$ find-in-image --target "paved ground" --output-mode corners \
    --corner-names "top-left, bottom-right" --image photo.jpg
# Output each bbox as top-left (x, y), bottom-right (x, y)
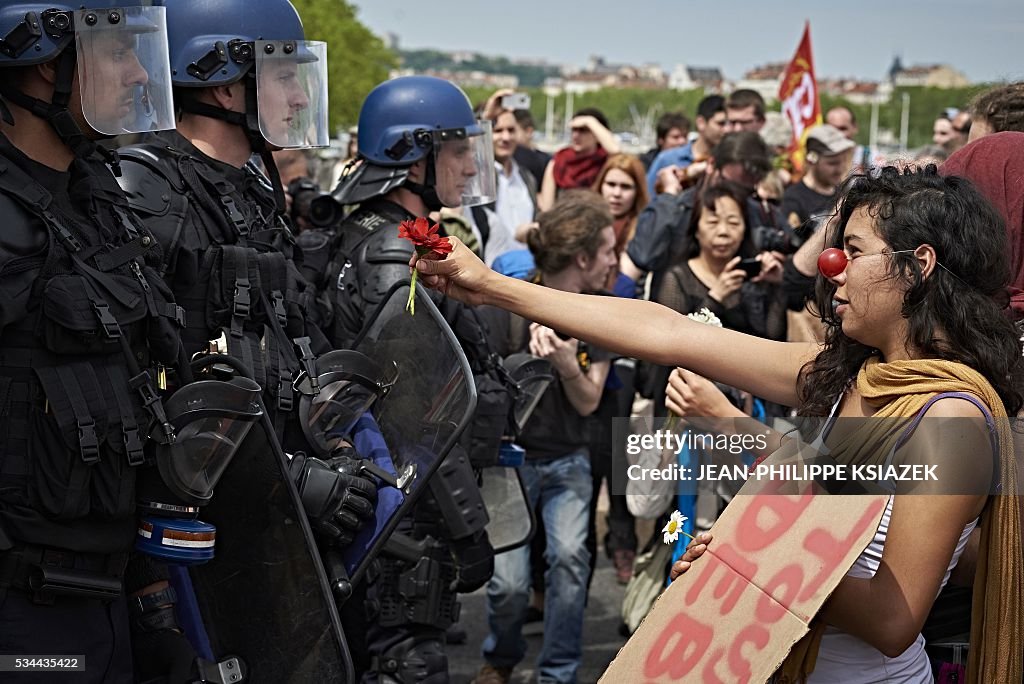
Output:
top-left (446, 504), bottom-right (656, 683)
top-left (447, 553), bottom-right (627, 683)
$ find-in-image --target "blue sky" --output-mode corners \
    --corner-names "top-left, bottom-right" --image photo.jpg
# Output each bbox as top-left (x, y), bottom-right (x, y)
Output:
top-left (349, 0), bottom-right (1024, 84)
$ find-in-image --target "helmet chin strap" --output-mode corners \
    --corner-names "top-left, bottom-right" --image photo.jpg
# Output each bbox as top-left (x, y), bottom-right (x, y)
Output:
top-left (0, 48), bottom-right (121, 173)
top-left (177, 71), bottom-right (288, 215)
top-left (403, 180), bottom-right (443, 213)
top-left (402, 149), bottom-right (443, 212)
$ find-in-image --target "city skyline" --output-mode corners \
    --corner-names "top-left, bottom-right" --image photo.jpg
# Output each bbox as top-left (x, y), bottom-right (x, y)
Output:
top-left (350, 0), bottom-right (1024, 85)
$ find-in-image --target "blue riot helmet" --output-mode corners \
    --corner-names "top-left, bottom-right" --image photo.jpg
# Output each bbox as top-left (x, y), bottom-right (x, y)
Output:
top-left (0, 2), bottom-right (176, 144)
top-left (325, 75), bottom-right (496, 212)
top-left (164, 0), bottom-right (329, 150)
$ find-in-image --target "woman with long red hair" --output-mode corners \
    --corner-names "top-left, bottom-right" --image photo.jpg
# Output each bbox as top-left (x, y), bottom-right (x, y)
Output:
top-left (593, 153), bottom-right (650, 259)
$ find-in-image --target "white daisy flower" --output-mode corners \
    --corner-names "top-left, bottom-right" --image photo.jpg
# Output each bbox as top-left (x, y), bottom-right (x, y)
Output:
top-left (686, 308), bottom-right (723, 328)
top-left (662, 510), bottom-right (688, 544)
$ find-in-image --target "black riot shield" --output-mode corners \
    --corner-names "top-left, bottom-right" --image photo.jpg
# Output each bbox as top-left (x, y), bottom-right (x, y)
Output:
top-left (187, 379), bottom-right (354, 683)
top-left (341, 281), bottom-right (477, 585)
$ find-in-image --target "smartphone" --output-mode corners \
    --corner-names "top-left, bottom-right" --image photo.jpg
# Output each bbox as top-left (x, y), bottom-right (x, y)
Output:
top-left (501, 93), bottom-right (531, 110)
top-left (737, 257), bottom-right (762, 278)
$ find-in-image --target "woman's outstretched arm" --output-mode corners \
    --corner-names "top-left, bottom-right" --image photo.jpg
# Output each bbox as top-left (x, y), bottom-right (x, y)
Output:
top-left (415, 237), bottom-right (818, 406)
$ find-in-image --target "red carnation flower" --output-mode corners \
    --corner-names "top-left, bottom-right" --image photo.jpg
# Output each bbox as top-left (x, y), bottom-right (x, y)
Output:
top-left (398, 216), bottom-right (453, 255)
top-left (398, 217), bottom-right (452, 314)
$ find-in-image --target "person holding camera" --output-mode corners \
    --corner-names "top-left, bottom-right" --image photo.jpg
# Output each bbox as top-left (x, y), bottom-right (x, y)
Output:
top-left (622, 131), bottom-right (788, 297)
top-left (649, 182), bottom-right (786, 416)
top-left (461, 89), bottom-right (538, 265)
top-left (779, 125), bottom-right (857, 342)
top-left (638, 181), bottom-right (785, 549)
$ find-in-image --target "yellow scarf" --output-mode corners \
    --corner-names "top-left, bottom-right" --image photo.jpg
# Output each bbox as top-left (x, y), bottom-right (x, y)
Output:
top-left (777, 357), bottom-right (1022, 684)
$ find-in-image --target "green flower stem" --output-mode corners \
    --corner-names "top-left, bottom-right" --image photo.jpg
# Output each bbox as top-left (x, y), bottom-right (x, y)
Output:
top-left (406, 268), bottom-right (418, 315)
top-left (665, 528), bottom-right (697, 545)
top-left (406, 246), bottom-right (432, 315)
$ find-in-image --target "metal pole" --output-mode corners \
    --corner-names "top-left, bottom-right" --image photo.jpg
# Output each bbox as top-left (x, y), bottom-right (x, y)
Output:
top-left (869, 98), bottom-right (879, 166)
top-left (899, 92), bottom-right (910, 153)
top-left (564, 90), bottom-right (574, 140)
top-left (545, 92), bottom-right (555, 143)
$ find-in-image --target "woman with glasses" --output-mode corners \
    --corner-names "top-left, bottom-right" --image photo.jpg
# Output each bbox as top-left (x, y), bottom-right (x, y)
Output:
top-left (413, 166), bottom-right (1023, 683)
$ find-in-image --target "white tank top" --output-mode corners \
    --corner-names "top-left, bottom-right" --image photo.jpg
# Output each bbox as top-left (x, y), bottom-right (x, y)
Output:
top-left (806, 395), bottom-right (983, 684)
top-left (809, 497), bottom-right (977, 683)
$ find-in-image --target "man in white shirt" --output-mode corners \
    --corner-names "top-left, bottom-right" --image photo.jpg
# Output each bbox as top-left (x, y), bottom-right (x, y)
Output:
top-left (467, 91), bottom-right (539, 265)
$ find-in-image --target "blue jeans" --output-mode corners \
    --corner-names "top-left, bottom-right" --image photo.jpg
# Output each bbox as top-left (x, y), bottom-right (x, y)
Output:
top-left (482, 451), bottom-right (593, 684)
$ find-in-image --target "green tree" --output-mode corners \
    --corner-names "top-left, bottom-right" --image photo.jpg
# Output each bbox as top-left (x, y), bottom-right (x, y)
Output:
top-left (290, 0), bottom-right (396, 135)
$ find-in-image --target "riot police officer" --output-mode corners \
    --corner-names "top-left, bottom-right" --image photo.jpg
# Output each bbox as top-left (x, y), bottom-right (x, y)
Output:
top-left (115, 0), bottom-right (379, 677)
top-left (315, 75), bottom-right (506, 683)
top-left (318, 75), bottom-right (496, 350)
top-left (0, 2), bottom-right (189, 681)
top-left (117, 0), bottom-right (376, 531)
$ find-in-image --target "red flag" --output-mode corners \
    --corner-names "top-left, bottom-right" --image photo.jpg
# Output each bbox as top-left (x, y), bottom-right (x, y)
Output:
top-left (778, 22), bottom-right (822, 171)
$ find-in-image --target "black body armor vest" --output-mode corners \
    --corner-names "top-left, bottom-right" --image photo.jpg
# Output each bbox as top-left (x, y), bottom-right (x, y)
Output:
top-left (0, 145), bottom-right (182, 552)
top-left (117, 133), bottom-right (326, 444)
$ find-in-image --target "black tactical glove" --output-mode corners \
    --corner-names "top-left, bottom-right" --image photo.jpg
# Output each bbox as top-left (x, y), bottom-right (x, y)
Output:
top-left (291, 448), bottom-right (378, 547)
top-left (448, 529), bottom-right (495, 593)
top-left (129, 587), bottom-right (197, 684)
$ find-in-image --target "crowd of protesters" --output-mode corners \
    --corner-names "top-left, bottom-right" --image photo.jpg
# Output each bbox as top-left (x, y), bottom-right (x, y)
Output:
top-left (276, 78), bottom-right (1024, 684)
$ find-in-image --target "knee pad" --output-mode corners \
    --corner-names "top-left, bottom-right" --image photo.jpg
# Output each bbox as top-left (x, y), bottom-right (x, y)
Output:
top-left (374, 635), bottom-right (448, 684)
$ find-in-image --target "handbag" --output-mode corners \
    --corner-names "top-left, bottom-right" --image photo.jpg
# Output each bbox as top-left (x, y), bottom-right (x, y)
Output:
top-left (624, 397), bottom-right (678, 519)
top-left (620, 537), bottom-right (673, 635)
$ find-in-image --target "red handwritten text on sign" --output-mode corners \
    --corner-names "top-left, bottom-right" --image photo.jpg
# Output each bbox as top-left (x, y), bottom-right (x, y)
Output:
top-left (604, 486), bottom-right (887, 684)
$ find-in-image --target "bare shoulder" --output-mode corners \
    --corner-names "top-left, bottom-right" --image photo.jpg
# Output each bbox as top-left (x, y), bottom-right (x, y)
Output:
top-left (898, 394), bottom-right (994, 499)
top-left (921, 395), bottom-right (989, 419)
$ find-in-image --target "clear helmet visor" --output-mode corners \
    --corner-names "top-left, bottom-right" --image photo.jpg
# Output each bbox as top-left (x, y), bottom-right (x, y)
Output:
top-left (155, 377), bottom-right (263, 504)
top-left (301, 379), bottom-right (379, 457)
top-left (74, 6), bottom-right (175, 135)
top-left (295, 351), bottom-right (398, 457)
top-left (255, 40), bottom-right (329, 149)
top-left (433, 119), bottom-right (496, 208)
top-left (162, 416), bottom-right (255, 501)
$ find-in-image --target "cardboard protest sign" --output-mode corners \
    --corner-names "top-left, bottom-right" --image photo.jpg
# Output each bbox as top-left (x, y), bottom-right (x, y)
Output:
top-left (601, 471), bottom-right (887, 683)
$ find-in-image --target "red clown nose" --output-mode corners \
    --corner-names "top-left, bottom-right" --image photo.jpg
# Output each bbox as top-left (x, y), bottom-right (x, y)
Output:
top-left (817, 248), bottom-right (848, 278)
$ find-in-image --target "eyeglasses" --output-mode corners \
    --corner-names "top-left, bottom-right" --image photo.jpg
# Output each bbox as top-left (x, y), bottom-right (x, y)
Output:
top-left (570, 126), bottom-right (590, 134)
top-left (818, 247), bottom-right (968, 286)
top-left (818, 248), bottom-right (914, 278)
